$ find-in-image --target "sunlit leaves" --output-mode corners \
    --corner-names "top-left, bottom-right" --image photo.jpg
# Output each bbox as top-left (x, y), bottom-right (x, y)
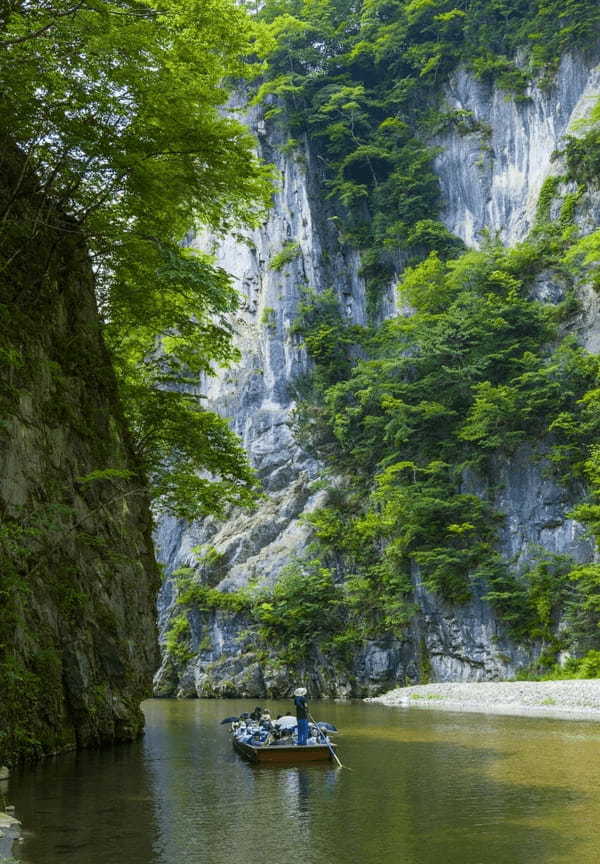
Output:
top-left (1, 0), bottom-right (273, 520)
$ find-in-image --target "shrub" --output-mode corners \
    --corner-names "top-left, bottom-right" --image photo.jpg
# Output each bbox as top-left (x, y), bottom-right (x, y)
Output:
top-left (270, 241), bottom-right (301, 271)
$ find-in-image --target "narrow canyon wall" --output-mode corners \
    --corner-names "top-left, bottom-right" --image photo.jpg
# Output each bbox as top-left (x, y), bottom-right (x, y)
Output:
top-left (0, 147), bottom-right (160, 764)
top-left (155, 53), bottom-right (600, 697)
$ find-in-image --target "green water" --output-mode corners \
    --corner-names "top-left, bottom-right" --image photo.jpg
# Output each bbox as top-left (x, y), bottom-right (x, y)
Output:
top-left (6, 699), bottom-right (600, 863)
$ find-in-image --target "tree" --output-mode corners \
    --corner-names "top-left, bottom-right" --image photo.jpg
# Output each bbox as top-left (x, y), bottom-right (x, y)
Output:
top-left (0, 0), bottom-right (272, 518)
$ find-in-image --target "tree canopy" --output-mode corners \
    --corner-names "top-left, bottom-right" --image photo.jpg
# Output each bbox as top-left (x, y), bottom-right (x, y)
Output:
top-left (0, 0), bottom-right (272, 519)
top-left (255, 0), bottom-right (600, 313)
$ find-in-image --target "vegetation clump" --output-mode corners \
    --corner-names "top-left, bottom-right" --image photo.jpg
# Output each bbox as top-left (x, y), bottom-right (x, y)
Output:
top-left (270, 241), bottom-right (302, 271)
top-left (278, 203), bottom-right (600, 672)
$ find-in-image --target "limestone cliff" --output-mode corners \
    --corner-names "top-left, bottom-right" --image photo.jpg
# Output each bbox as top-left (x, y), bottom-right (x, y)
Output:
top-left (0, 146), bottom-right (160, 764)
top-left (155, 53), bottom-right (600, 697)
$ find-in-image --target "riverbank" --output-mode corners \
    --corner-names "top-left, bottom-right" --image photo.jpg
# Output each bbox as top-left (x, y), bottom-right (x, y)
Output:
top-left (367, 679), bottom-right (600, 721)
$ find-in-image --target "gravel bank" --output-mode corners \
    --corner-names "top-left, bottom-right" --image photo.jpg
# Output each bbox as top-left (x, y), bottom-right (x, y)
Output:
top-left (367, 680), bottom-right (600, 721)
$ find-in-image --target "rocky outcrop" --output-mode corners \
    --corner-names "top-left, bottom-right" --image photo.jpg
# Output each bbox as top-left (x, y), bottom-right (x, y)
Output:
top-left (154, 53), bottom-right (600, 698)
top-left (0, 146), bottom-right (160, 765)
top-left (434, 52), bottom-right (600, 248)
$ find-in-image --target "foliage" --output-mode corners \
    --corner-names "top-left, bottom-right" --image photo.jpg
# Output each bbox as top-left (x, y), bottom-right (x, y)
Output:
top-left (174, 571), bottom-right (251, 613)
top-left (164, 615), bottom-right (193, 664)
top-left (568, 650), bottom-right (600, 677)
top-left (0, 0), bottom-right (272, 520)
top-left (564, 230), bottom-right (600, 290)
top-left (260, 306), bottom-right (277, 330)
top-left (291, 288), bottom-right (367, 387)
top-left (167, 545), bottom-right (413, 666)
top-left (562, 563), bottom-right (600, 653)
top-left (76, 469), bottom-right (135, 486)
top-left (251, 560), bottom-right (343, 664)
top-left (485, 553), bottom-right (576, 644)
top-left (564, 127), bottom-right (600, 188)
top-left (524, 650), bottom-right (600, 680)
top-left (256, 0), bottom-right (598, 314)
top-left (164, 568), bottom-right (252, 664)
top-left (270, 241), bottom-right (301, 270)
top-left (311, 238), bottom-right (577, 476)
top-left (370, 462), bottom-right (505, 603)
top-left (288, 224), bottom-right (600, 661)
top-left (117, 385), bottom-right (259, 520)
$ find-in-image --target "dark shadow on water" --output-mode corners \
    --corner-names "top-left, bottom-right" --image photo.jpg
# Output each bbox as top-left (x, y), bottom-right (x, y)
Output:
top-left (8, 740), bottom-right (157, 864)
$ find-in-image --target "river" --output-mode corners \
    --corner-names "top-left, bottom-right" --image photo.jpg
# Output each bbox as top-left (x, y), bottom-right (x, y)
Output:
top-left (6, 699), bottom-right (600, 863)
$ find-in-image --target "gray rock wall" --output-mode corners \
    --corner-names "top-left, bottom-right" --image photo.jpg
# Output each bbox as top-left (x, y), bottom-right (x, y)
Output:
top-left (155, 54), bottom-right (600, 697)
top-left (154, 101), bottom-right (366, 695)
top-left (435, 52), bottom-right (600, 247)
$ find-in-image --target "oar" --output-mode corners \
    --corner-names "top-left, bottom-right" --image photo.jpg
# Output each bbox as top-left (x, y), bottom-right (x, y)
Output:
top-left (308, 711), bottom-right (344, 769)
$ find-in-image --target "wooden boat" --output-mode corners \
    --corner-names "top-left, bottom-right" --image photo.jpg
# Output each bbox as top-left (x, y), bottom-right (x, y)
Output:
top-left (232, 736), bottom-right (337, 764)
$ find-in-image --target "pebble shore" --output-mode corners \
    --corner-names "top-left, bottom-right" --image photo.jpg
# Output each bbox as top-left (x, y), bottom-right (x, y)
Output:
top-left (368, 679), bottom-right (600, 721)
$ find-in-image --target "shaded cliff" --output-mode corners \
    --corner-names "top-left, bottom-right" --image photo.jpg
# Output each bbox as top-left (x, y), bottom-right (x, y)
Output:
top-left (0, 147), bottom-right (161, 765)
top-left (155, 52), bottom-right (600, 698)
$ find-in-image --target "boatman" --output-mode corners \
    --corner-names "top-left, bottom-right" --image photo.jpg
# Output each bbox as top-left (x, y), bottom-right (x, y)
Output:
top-left (293, 686), bottom-right (309, 745)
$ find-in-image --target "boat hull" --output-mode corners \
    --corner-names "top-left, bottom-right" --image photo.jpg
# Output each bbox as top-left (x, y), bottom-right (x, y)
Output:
top-left (233, 737), bottom-right (336, 763)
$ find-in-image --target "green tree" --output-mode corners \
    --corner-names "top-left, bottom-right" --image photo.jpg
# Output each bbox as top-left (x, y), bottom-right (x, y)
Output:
top-left (0, 0), bottom-right (272, 519)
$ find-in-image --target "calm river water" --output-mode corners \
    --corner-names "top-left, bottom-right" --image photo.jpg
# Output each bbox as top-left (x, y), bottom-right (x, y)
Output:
top-left (6, 698), bottom-right (600, 863)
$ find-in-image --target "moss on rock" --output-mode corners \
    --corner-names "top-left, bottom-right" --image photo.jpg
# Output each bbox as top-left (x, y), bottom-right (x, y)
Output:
top-left (0, 144), bottom-right (161, 766)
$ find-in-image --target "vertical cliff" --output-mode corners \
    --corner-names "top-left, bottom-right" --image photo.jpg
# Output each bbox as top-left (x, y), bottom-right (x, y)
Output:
top-left (0, 147), bottom-right (161, 765)
top-left (154, 98), bottom-right (371, 696)
top-left (155, 53), bottom-right (600, 697)
top-left (435, 54), bottom-right (600, 247)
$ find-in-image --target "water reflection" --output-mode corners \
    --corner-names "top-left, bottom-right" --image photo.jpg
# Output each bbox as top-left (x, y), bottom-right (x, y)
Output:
top-left (7, 699), bottom-right (600, 864)
top-left (8, 741), bottom-right (157, 863)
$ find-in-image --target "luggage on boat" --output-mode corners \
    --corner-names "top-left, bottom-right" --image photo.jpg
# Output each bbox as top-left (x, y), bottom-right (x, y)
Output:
top-left (225, 708), bottom-right (338, 764)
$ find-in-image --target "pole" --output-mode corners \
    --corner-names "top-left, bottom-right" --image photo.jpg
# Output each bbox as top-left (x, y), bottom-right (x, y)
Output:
top-left (308, 711), bottom-right (344, 769)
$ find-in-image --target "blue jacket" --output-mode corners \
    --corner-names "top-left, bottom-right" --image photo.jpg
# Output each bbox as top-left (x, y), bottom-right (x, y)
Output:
top-left (294, 695), bottom-right (308, 719)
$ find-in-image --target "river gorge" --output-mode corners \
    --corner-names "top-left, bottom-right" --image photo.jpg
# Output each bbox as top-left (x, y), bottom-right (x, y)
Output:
top-left (2, 3), bottom-right (600, 861)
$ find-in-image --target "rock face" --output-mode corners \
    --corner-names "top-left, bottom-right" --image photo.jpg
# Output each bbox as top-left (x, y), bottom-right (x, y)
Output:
top-left (435, 53), bottom-right (600, 248)
top-left (0, 146), bottom-right (161, 765)
top-left (154, 54), bottom-right (600, 697)
top-left (154, 99), bottom-right (370, 696)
